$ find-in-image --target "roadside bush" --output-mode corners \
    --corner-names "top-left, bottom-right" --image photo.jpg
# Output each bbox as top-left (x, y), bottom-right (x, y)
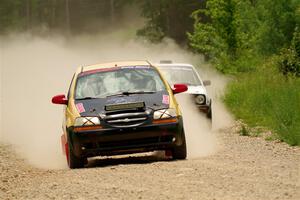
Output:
top-left (278, 27), bottom-right (300, 77)
top-left (278, 48), bottom-right (300, 77)
top-left (212, 51), bottom-right (260, 74)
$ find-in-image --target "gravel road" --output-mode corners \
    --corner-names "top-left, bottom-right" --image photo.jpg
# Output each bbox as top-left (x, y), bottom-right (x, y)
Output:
top-left (1, 128), bottom-right (299, 200)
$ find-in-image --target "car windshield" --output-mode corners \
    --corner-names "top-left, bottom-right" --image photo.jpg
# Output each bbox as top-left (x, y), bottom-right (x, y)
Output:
top-left (75, 66), bottom-right (166, 99)
top-left (158, 66), bottom-right (201, 86)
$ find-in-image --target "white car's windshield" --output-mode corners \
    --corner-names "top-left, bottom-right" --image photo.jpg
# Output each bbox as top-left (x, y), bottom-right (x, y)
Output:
top-left (158, 66), bottom-right (201, 86)
top-left (75, 66), bottom-right (166, 99)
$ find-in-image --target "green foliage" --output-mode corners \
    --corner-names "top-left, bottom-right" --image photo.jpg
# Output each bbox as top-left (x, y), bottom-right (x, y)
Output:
top-left (278, 27), bottom-right (300, 77)
top-left (294, 28), bottom-right (300, 58)
top-left (225, 65), bottom-right (300, 146)
top-left (278, 49), bottom-right (300, 77)
top-left (188, 0), bottom-right (237, 59)
top-left (0, 0), bottom-right (25, 32)
top-left (0, 0), bottom-right (136, 34)
top-left (135, 0), bottom-right (202, 44)
top-left (240, 125), bottom-right (249, 136)
top-left (188, 0), bottom-right (259, 73)
top-left (188, 0), bottom-right (299, 73)
top-left (254, 0), bottom-right (297, 54)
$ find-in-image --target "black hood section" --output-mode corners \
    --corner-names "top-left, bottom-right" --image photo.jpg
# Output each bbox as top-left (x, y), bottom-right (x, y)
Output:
top-left (75, 91), bottom-right (170, 117)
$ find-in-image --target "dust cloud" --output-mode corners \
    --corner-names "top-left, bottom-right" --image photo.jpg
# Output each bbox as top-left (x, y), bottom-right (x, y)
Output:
top-left (0, 32), bottom-right (233, 169)
top-left (176, 66), bottom-right (234, 158)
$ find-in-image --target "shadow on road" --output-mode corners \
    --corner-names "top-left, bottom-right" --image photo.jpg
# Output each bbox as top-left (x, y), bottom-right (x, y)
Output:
top-left (86, 152), bottom-right (171, 168)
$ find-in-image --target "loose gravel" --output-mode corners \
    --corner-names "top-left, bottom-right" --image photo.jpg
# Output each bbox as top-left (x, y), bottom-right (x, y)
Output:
top-left (1, 129), bottom-right (299, 200)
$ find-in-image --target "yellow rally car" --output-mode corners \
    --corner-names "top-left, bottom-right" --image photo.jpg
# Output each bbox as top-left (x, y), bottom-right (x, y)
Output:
top-left (52, 61), bottom-right (188, 168)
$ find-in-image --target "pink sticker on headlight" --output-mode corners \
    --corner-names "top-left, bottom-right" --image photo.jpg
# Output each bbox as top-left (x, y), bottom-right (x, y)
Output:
top-left (162, 95), bottom-right (170, 105)
top-left (76, 103), bottom-right (85, 113)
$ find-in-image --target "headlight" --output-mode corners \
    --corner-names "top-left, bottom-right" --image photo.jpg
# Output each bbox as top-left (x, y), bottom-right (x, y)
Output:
top-left (74, 117), bottom-right (100, 127)
top-left (195, 95), bottom-right (205, 104)
top-left (153, 108), bottom-right (177, 120)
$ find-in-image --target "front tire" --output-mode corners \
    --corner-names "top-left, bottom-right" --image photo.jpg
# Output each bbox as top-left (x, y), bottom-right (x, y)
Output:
top-left (172, 130), bottom-right (187, 160)
top-left (67, 142), bottom-right (85, 169)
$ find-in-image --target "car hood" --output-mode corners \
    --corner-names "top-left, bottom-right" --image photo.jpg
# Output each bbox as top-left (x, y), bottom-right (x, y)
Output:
top-left (74, 91), bottom-right (170, 116)
top-left (186, 85), bottom-right (207, 95)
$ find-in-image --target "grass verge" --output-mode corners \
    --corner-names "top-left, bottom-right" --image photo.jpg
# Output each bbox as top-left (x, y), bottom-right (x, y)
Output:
top-left (224, 66), bottom-right (300, 146)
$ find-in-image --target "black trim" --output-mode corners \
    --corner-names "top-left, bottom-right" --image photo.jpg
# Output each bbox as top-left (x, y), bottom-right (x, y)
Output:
top-left (68, 117), bottom-right (184, 158)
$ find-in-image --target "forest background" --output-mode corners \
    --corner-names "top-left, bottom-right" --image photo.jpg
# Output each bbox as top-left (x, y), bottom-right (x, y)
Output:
top-left (0, 0), bottom-right (299, 145)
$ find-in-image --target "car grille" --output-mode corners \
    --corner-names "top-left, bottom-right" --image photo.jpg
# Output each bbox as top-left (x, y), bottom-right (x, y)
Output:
top-left (104, 111), bottom-right (148, 127)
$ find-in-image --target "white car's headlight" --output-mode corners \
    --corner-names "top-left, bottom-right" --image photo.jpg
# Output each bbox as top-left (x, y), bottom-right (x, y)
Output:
top-left (153, 108), bottom-right (177, 120)
top-left (74, 117), bottom-right (100, 127)
top-left (195, 95), bottom-right (205, 105)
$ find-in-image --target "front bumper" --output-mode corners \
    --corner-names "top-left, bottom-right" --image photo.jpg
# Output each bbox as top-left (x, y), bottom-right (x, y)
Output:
top-left (67, 118), bottom-right (183, 158)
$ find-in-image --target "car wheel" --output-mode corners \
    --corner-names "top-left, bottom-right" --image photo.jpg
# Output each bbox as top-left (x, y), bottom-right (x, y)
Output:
top-left (172, 129), bottom-right (187, 160)
top-left (67, 142), bottom-right (85, 169)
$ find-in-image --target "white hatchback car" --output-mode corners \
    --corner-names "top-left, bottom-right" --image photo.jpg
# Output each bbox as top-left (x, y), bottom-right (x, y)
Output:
top-left (155, 61), bottom-right (212, 119)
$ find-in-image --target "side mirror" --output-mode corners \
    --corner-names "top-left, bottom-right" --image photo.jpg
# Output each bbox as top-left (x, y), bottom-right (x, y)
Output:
top-left (172, 84), bottom-right (188, 94)
top-left (52, 94), bottom-right (68, 105)
top-left (203, 80), bottom-right (211, 86)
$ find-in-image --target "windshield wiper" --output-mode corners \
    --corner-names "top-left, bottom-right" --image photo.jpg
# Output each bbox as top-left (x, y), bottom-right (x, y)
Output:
top-left (75, 97), bottom-right (98, 100)
top-left (125, 91), bottom-right (156, 95)
top-left (106, 91), bottom-right (156, 98)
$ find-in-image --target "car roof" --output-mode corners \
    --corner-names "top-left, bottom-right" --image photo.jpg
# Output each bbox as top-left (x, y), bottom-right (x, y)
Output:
top-left (155, 63), bottom-right (194, 68)
top-left (81, 60), bottom-right (152, 72)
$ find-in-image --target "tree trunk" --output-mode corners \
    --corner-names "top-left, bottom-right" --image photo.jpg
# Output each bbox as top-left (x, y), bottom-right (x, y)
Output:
top-left (26, 0), bottom-right (31, 31)
top-left (65, 0), bottom-right (70, 34)
top-left (51, 0), bottom-right (57, 30)
top-left (110, 0), bottom-right (115, 23)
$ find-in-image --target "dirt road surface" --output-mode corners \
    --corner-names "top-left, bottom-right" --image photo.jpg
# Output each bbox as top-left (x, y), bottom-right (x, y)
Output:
top-left (1, 128), bottom-right (299, 200)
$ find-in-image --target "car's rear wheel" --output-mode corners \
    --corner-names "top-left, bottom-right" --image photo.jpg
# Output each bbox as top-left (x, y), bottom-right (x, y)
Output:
top-left (172, 130), bottom-right (187, 160)
top-left (66, 142), bottom-right (85, 169)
